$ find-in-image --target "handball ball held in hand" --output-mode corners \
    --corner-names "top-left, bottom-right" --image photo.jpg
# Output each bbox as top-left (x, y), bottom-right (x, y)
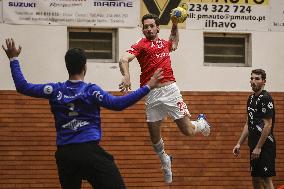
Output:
top-left (170, 3), bottom-right (189, 23)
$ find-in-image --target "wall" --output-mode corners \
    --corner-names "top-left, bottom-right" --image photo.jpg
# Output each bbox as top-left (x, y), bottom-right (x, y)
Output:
top-left (0, 91), bottom-right (283, 188)
top-left (0, 23), bottom-right (284, 92)
top-left (0, 19), bottom-right (283, 188)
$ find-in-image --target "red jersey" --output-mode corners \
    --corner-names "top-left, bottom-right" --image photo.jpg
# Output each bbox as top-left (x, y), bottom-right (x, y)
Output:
top-left (127, 38), bottom-right (176, 86)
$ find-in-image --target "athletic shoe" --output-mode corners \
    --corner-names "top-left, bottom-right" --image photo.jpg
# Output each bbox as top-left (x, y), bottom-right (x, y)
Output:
top-left (161, 155), bottom-right (173, 184)
top-left (197, 114), bottom-right (211, 136)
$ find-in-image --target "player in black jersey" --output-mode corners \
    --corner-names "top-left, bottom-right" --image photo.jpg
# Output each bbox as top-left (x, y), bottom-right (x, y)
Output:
top-left (233, 69), bottom-right (275, 189)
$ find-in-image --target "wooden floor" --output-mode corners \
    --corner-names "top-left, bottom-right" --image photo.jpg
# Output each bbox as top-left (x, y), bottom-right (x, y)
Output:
top-left (0, 91), bottom-right (283, 189)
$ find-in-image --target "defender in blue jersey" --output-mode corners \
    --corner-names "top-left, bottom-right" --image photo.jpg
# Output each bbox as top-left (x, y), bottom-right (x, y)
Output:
top-left (2, 38), bottom-right (163, 189)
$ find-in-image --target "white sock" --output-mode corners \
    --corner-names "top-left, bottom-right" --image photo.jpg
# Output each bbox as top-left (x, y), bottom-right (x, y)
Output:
top-left (191, 120), bottom-right (204, 133)
top-left (153, 138), bottom-right (168, 164)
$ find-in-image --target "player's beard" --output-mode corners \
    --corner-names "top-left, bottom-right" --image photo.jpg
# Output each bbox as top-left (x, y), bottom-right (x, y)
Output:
top-left (251, 83), bottom-right (262, 93)
top-left (145, 31), bottom-right (157, 40)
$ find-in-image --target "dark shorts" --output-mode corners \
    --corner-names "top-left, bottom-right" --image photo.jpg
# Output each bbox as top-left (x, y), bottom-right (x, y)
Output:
top-left (250, 145), bottom-right (276, 177)
top-left (55, 141), bottom-right (125, 189)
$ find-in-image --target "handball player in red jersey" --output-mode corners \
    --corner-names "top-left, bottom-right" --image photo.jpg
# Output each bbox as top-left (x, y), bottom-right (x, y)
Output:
top-left (119, 13), bottom-right (211, 183)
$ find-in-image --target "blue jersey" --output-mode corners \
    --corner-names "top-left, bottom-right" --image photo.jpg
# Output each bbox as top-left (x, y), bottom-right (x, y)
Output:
top-left (10, 58), bottom-right (150, 146)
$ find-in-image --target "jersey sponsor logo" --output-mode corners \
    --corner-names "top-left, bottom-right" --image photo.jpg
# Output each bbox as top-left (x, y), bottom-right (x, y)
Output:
top-left (62, 119), bottom-right (90, 131)
top-left (151, 40), bottom-right (165, 48)
top-left (43, 85), bottom-right (53, 95)
top-left (156, 52), bottom-right (169, 58)
top-left (64, 93), bottom-right (83, 99)
top-left (264, 167), bottom-right (268, 172)
top-left (57, 91), bottom-right (63, 101)
top-left (92, 91), bottom-right (103, 101)
top-left (267, 102), bottom-right (273, 109)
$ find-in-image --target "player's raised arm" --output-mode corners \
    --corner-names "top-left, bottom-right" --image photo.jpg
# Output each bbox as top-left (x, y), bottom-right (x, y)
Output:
top-left (2, 38), bottom-right (55, 98)
top-left (169, 4), bottom-right (189, 51)
top-left (119, 52), bottom-right (136, 92)
top-left (169, 18), bottom-right (179, 51)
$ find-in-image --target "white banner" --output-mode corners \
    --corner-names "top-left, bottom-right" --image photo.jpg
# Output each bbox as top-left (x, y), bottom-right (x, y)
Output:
top-left (3, 0), bottom-right (139, 27)
top-left (185, 0), bottom-right (269, 31)
top-left (269, 0), bottom-right (284, 31)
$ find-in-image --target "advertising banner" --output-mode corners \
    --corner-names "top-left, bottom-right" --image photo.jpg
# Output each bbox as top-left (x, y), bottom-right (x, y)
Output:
top-left (185, 0), bottom-right (269, 31)
top-left (269, 0), bottom-right (284, 31)
top-left (3, 0), bottom-right (139, 27)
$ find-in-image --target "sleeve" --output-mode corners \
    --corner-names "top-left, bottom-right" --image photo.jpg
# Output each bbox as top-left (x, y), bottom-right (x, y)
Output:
top-left (10, 58), bottom-right (56, 99)
top-left (89, 84), bottom-right (150, 111)
top-left (260, 95), bottom-right (274, 119)
top-left (126, 38), bottom-right (144, 57)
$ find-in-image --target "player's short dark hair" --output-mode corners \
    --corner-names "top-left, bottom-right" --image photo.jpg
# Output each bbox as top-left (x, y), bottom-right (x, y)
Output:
top-left (65, 48), bottom-right (86, 75)
top-left (251, 69), bottom-right (266, 80)
top-left (142, 13), bottom-right (160, 26)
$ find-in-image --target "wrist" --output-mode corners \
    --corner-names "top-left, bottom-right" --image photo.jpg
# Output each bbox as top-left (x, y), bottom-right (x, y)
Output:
top-left (10, 57), bottom-right (19, 62)
top-left (145, 84), bottom-right (151, 90)
top-left (172, 22), bottom-right (178, 28)
top-left (255, 145), bottom-right (261, 149)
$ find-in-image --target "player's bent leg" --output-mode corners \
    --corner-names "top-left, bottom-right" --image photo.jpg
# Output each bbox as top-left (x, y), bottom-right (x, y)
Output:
top-left (55, 146), bottom-right (83, 189)
top-left (148, 121), bottom-right (173, 184)
top-left (174, 115), bottom-right (195, 136)
top-left (147, 121), bottom-right (163, 144)
top-left (86, 145), bottom-right (126, 188)
top-left (57, 172), bottom-right (82, 189)
top-left (174, 114), bottom-right (211, 136)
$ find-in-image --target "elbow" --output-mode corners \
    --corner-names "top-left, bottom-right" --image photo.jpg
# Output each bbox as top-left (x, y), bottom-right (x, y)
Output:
top-left (119, 57), bottom-right (129, 75)
top-left (16, 87), bottom-right (28, 96)
top-left (14, 82), bottom-right (28, 95)
top-left (15, 87), bottom-right (23, 94)
top-left (119, 57), bottom-right (128, 66)
top-left (14, 83), bottom-right (25, 94)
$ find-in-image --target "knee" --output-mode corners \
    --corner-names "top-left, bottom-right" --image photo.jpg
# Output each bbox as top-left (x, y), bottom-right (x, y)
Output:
top-left (252, 177), bottom-right (264, 188)
top-left (151, 136), bottom-right (161, 144)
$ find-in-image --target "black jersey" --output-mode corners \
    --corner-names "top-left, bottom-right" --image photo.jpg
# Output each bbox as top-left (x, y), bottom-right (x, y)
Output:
top-left (247, 90), bottom-right (275, 149)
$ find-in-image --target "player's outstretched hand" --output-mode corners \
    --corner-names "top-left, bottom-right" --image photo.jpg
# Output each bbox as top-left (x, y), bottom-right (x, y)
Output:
top-left (2, 38), bottom-right (22, 59)
top-left (147, 68), bottom-right (164, 89)
top-left (119, 75), bottom-right (132, 93)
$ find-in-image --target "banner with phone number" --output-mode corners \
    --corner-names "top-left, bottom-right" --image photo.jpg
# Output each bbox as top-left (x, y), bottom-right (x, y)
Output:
top-left (185, 0), bottom-right (269, 31)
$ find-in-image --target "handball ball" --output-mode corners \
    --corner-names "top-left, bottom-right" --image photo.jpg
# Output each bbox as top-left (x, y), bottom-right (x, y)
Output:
top-left (171, 4), bottom-right (189, 23)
